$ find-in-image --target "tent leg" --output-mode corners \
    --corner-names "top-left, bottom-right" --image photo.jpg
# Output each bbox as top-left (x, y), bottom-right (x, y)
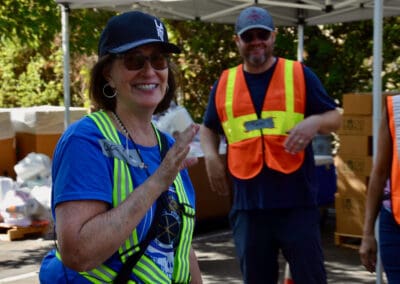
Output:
top-left (61, 3), bottom-right (71, 129)
top-left (297, 24), bottom-right (304, 62)
top-left (373, 1), bottom-right (384, 282)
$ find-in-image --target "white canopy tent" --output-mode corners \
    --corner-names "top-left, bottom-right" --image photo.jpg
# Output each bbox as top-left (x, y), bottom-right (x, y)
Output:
top-left (55, 0), bottom-right (400, 25)
top-left (55, 1), bottom-right (399, 283)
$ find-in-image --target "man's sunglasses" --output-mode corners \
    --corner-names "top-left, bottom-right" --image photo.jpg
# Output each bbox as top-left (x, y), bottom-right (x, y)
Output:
top-left (240, 30), bottom-right (272, 43)
top-left (116, 52), bottom-right (169, 71)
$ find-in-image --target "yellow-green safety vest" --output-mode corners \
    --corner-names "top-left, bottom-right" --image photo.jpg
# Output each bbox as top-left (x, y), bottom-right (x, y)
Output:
top-left (56, 111), bottom-right (195, 283)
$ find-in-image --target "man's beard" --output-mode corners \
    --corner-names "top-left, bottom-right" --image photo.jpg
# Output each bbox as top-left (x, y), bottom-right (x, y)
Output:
top-left (247, 53), bottom-right (268, 66)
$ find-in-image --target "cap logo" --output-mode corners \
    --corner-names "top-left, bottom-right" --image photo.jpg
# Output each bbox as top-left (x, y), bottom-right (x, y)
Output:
top-left (154, 19), bottom-right (164, 41)
top-left (247, 10), bottom-right (264, 22)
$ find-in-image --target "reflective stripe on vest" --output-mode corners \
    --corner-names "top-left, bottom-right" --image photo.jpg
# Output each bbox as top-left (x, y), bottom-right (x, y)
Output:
top-left (56, 111), bottom-right (193, 283)
top-left (215, 58), bottom-right (305, 178)
top-left (172, 174), bottom-right (195, 283)
top-left (387, 95), bottom-right (400, 224)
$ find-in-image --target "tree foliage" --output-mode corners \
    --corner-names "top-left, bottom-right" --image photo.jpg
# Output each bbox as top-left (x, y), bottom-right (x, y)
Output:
top-left (0, 1), bottom-right (114, 107)
top-left (0, 0), bottom-right (399, 121)
top-left (168, 20), bottom-right (239, 121)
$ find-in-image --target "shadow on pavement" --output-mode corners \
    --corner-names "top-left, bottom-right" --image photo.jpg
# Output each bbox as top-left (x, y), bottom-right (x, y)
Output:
top-left (0, 210), bottom-right (386, 284)
top-left (192, 210), bottom-right (386, 284)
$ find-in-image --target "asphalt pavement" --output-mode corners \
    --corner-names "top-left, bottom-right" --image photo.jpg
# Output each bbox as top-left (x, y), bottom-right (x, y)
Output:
top-left (0, 210), bottom-right (388, 284)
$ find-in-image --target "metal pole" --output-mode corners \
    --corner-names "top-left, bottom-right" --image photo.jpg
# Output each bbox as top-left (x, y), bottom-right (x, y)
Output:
top-left (373, 0), bottom-right (383, 281)
top-left (297, 24), bottom-right (304, 62)
top-left (61, 3), bottom-right (71, 129)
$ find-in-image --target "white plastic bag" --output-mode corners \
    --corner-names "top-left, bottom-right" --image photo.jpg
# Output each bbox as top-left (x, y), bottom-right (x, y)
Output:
top-left (14, 153), bottom-right (51, 184)
top-left (155, 105), bottom-right (194, 135)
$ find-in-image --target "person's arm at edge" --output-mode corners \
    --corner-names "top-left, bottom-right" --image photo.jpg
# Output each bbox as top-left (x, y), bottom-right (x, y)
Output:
top-left (360, 107), bottom-right (392, 272)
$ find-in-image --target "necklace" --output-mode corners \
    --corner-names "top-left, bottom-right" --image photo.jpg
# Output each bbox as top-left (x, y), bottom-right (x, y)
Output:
top-left (111, 111), bottom-right (149, 170)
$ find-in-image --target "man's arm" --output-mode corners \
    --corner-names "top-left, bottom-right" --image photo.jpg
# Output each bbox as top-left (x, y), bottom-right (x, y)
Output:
top-left (284, 108), bottom-right (342, 154)
top-left (200, 125), bottom-right (230, 196)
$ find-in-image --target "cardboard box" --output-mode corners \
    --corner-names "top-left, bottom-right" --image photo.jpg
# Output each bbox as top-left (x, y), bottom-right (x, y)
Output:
top-left (0, 138), bottom-right (17, 178)
top-left (0, 111), bottom-right (16, 178)
top-left (10, 106), bottom-right (87, 134)
top-left (335, 193), bottom-right (365, 236)
top-left (342, 92), bottom-right (398, 116)
top-left (339, 135), bottom-right (372, 156)
top-left (342, 93), bottom-right (372, 115)
top-left (0, 111), bottom-right (14, 140)
top-left (338, 154), bottom-right (373, 177)
top-left (337, 115), bottom-right (372, 136)
top-left (9, 106), bottom-right (88, 161)
top-left (334, 156), bottom-right (367, 197)
top-left (188, 156), bottom-right (232, 221)
top-left (15, 133), bottom-right (61, 161)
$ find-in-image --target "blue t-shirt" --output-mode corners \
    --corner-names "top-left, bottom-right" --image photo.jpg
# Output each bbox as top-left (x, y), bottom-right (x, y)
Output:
top-left (39, 116), bottom-right (196, 283)
top-left (203, 57), bottom-right (338, 210)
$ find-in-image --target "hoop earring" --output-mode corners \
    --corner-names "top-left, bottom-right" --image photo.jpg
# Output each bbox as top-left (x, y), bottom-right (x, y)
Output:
top-left (103, 83), bottom-right (117, 99)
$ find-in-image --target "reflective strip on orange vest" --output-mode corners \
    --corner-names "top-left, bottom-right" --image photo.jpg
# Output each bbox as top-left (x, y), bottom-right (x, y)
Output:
top-left (215, 58), bottom-right (305, 178)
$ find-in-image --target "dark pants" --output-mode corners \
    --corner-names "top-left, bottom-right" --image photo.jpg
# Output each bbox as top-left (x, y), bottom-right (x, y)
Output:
top-left (230, 207), bottom-right (327, 284)
top-left (379, 207), bottom-right (400, 284)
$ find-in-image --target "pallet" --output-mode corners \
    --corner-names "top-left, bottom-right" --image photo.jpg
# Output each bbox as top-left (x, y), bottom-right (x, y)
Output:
top-left (334, 232), bottom-right (362, 249)
top-left (0, 220), bottom-right (50, 241)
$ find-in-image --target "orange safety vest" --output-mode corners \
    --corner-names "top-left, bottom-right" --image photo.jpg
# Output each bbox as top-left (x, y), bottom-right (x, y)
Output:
top-left (215, 58), bottom-right (306, 179)
top-left (387, 95), bottom-right (400, 224)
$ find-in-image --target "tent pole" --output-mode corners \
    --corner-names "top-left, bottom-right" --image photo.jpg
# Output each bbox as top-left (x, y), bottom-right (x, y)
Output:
top-left (61, 3), bottom-right (71, 129)
top-left (373, 0), bottom-right (383, 282)
top-left (297, 24), bottom-right (304, 62)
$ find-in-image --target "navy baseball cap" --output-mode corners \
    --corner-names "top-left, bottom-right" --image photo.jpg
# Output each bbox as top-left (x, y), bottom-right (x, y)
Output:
top-left (98, 11), bottom-right (181, 57)
top-left (235, 6), bottom-right (275, 35)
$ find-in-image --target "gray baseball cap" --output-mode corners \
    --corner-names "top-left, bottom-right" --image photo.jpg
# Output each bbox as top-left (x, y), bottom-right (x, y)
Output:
top-left (235, 7), bottom-right (275, 35)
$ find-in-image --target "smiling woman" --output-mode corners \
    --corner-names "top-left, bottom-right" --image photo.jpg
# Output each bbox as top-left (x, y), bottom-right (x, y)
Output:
top-left (38, 10), bottom-right (203, 284)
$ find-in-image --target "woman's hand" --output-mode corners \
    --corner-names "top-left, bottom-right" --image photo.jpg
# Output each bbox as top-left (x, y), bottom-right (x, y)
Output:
top-left (154, 124), bottom-right (199, 191)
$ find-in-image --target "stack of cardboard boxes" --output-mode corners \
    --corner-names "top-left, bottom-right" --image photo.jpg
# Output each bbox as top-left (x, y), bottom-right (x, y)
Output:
top-left (0, 106), bottom-right (88, 181)
top-left (334, 93), bottom-right (373, 242)
top-left (10, 106), bottom-right (88, 162)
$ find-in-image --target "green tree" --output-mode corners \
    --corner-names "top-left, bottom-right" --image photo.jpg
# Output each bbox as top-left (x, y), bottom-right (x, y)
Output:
top-left (0, 0), bottom-right (60, 51)
top-left (168, 20), bottom-right (238, 122)
top-left (0, 1), bottom-right (399, 117)
top-left (0, 0), bottom-right (114, 108)
top-left (0, 36), bottom-right (63, 107)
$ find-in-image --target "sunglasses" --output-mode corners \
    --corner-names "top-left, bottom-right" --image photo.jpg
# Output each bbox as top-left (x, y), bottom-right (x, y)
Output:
top-left (240, 30), bottom-right (271, 43)
top-left (116, 52), bottom-right (169, 71)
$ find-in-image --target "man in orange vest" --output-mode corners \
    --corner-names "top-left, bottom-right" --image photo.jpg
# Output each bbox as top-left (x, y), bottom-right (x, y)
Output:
top-left (360, 94), bottom-right (400, 282)
top-left (200, 6), bottom-right (342, 284)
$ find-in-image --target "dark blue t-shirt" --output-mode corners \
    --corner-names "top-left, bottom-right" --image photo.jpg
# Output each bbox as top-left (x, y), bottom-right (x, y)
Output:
top-left (203, 57), bottom-right (338, 210)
